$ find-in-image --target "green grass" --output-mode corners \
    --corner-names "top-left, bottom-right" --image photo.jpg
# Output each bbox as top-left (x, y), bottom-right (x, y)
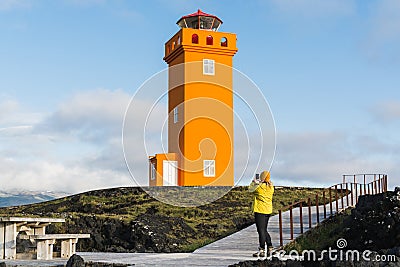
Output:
top-left (180, 238), bottom-right (215, 252)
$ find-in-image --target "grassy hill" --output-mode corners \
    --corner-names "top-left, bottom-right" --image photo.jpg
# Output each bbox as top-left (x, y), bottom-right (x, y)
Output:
top-left (0, 186), bottom-right (331, 253)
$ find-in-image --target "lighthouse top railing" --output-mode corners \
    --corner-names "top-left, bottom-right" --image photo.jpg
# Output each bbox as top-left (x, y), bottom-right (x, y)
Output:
top-left (176, 9), bottom-right (222, 31)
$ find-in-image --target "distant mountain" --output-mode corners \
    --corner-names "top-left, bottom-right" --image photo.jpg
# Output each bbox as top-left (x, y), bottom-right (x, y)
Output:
top-left (0, 190), bottom-right (69, 207)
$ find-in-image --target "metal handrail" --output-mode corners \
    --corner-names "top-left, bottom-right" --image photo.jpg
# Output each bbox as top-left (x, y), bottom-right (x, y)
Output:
top-left (277, 174), bottom-right (388, 247)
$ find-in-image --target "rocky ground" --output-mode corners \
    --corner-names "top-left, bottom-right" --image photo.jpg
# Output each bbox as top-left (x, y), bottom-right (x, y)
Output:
top-left (231, 188), bottom-right (400, 266)
top-left (49, 210), bottom-right (201, 253)
top-left (344, 188), bottom-right (400, 251)
top-left (66, 254), bottom-right (130, 267)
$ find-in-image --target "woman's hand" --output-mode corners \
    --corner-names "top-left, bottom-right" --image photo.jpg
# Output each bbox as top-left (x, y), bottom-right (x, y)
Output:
top-left (249, 179), bottom-right (259, 192)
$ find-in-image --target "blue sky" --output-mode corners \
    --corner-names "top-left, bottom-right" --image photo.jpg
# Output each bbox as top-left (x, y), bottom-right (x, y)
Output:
top-left (0, 0), bottom-right (399, 193)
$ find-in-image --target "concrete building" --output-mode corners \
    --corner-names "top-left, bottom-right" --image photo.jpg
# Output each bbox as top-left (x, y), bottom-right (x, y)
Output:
top-left (149, 10), bottom-right (238, 186)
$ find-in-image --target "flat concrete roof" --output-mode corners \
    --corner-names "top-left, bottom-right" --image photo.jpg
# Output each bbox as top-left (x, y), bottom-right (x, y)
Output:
top-left (25, 234), bottom-right (90, 240)
top-left (0, 217), bottom-right (65, 223)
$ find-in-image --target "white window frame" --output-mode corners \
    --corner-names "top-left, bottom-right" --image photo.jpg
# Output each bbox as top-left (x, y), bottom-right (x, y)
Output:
top-left (173, 107), bottom-right (178, 123)
top-left (150, 163), bottom-right (156, 180)
top-left (203, 59), bottom-right (215, 76)
top-left (203, 160), bottom-right (215, 177)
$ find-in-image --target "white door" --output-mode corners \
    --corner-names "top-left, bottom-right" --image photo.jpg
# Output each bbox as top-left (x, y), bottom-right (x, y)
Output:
top-left (163, 161), bottom-right (178, 186)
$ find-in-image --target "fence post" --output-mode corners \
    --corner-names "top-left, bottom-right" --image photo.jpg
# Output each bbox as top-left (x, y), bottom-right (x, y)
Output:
top-left (368, 183), bottom-right (370, 195)
top-left (355, 182), bottom-right (358, 204)
top-left (378, 177), bottom-right (381, 193)
top-left (346, 183), bottom-right (349, 207)
top-left (323, 190), bottom-right (327, 219)
top-left (385, 175), bottom-right (388, 192)
top-left (373, 180), bottom-right (376, 194)
top-left (377, 177), bottom-right (379, 193)
top-left (335, 185), bottom-right (339, 211)
top-left (329, 188), bottom-right (333, 216)
top-left (383, 176), bottom-right (385, 192)
top-left (376, 180), bottom-right (379, 194)
top-left (360, 182), bottom-right (363, 196)
top-left (383, 175), bottom-right (385, 192)
top-left (340, 183), bottom-right (344, 210)
top-left (289, 206), bottom-right (294, 240)
top-left (383, 176), bottom-right (384, 192)
top-left (351, 183), bottom-right (354, 206)
top-left (383, 176), bottom-right (386, 192)
top-left (316, 194), bottom-right (320, 224)
top-left (279, 210), bottom-right (283, 247)
top-left (364, 175), bottom-right (367, 196)
top-left (299, 202), bottom-right (303, 234)
top-left (308, 197), bottom-right (312, 229)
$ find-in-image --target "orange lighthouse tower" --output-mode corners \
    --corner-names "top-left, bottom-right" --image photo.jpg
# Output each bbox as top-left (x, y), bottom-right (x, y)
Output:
top-left (149, 10), bottom-right (237, 186)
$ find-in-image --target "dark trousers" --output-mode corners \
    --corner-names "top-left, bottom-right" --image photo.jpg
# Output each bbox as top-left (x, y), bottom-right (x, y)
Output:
top-left (255, 212), bottom-right (272, 249)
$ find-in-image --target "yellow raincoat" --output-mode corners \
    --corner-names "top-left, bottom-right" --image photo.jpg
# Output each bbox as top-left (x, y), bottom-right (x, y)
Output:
top-left (249, 172), bottom-right (274, 214)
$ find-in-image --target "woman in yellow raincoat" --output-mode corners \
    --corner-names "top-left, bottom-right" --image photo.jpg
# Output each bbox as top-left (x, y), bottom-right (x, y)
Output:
top-left (249, 170), bottom-right (274, 257)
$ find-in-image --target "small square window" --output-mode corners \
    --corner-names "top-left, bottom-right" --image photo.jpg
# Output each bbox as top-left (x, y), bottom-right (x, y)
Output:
top-left (204, 160), bottom-right (215, 177)
top-left (203, 59), bottom-right (215, 76)
top-left (173, 107), bottom-right (178, 123)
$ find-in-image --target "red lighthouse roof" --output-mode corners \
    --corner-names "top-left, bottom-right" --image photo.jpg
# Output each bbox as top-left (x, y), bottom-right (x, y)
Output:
top-left (180, 9), bottom-right (222, 21)
top-left (176, 9), bottom-right (223, 31)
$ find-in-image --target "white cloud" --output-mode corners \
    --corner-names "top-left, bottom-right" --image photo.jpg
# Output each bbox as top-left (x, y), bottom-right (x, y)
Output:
top-left (0, 99), bottom-right (19, 119)
top-left (272, 131), bottom-right (399, 189)
top-left (0, 103), bottom-right (43, 130)
top-left (0, 157), bottom-right (131, 193)
top-left (371, 100), bottom-right (400, 123)
top-left (0, 89), bottom-right (144, 193)
top-left (35, 88), bottom-right (131, 142)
